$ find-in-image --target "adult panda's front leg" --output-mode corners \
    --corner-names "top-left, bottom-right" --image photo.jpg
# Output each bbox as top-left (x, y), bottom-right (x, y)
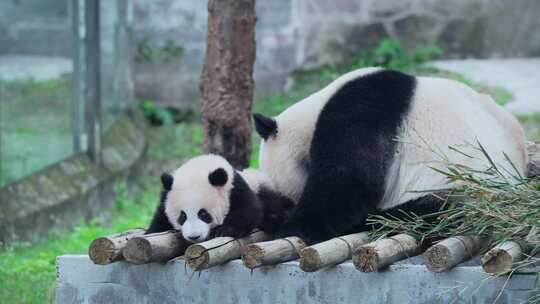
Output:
top-left (277, 152), bottom-right (387, 244)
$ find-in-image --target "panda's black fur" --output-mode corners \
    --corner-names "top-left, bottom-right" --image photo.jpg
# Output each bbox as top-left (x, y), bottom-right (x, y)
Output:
top-left (256, 70), bottom-right (446, 243)
top-left (146, 171), bottom-right (294, 237)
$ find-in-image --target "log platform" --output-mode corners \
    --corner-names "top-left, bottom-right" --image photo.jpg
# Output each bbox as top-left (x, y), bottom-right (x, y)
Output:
top-left (185, 231), bottom-right (272, 271)
top-left (424, 236), bottom-right (485, 272)
top-left (123, 231), bottom-right (187, 264)
top-left (299, 232), bottom-right (369, 272)
top-left (88, 229), bottom-right (145, 265)
top-left (241, 237), bottom-right (306, 269)
top-left (353, 234), bottom-right (421, 272)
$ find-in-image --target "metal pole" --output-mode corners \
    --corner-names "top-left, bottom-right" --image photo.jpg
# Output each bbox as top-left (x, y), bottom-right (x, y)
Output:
top-left (84, 0), bottom-right (102, 164)
top-left (71, 0), bottom-right (85, 153)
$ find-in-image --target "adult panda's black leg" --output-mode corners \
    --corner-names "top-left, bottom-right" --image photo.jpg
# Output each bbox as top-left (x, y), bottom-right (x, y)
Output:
top-left (279, 145), bottom-right (389, 243)
top-left (377, 195), bottom-right (448, 220)
top-left (278, 70), bottom-right (417, 243)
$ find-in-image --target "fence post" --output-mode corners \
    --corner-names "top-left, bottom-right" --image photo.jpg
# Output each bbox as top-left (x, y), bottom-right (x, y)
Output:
top-left (84, 0), bottom-right (102, 164)
top-left (71, 0), bottom-right (85, 153)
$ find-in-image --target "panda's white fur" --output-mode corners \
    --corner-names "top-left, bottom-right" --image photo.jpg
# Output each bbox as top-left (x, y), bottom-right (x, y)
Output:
top-left (379, 77), bottom-right (527, 209)
top-left (258, 68), bottom-right (527, 210)
top-left (165, 154), bottom-right (235, 242)
top-left (259, 67), bottom-right (382, 202)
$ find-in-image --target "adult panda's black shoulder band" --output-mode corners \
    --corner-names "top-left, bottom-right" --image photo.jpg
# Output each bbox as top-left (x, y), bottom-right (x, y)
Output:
top-left (253, 113), bottom-right (277, 140)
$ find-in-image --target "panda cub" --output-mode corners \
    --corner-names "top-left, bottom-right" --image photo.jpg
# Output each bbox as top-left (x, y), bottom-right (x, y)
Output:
top-left (253, 67), bottom-right (528, 243)
top-left (145, 154), bottom-right (294, 243)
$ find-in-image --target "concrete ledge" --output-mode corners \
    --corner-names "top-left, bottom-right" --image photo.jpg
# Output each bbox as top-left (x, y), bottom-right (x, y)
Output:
top-left (0, 112), bottom-right (147, 245)
top-left (55, 255), bottom-right (539, 304)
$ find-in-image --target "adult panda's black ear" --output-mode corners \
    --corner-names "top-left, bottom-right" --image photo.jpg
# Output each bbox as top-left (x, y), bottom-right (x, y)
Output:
top-left (161, 173), bottom-right (174, 191)
top-left (209, 168), bottom-right (228, 187)
top-left (253, 113), bottom-right (277, 141)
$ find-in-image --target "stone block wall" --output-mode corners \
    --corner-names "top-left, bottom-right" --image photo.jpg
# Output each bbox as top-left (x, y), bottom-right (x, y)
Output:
top-left (2, 1), bottom-right (539, 107)
top-left (132, 0), bottom-right (540, 108)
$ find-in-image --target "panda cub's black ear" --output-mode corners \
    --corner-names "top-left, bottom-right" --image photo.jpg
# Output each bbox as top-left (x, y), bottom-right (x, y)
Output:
top-left (253, 113), bottom-right (277, 141)
top-left (161, 173), bottom-right (174, 191)
top-left (209, 168), bottom-right (228, 187)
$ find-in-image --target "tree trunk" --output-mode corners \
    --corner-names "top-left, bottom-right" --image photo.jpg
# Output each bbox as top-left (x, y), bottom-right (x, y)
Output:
top-left (200, 0), bottom-right (256, 169)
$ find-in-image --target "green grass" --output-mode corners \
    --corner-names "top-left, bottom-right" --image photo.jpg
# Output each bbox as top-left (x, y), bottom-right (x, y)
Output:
top-left (0, 182), bottom-right (161, 303)
top-left (146, 122), bottom-right (204, 160)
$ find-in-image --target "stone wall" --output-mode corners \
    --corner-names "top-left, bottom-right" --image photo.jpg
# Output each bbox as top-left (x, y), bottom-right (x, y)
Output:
top-left (0, 0), bottom-right (72, 57)
top-left (55, 256), bottom-right (540, 304)
top-left (0, 113), bottom-right (147, 245)
top-left (2, 1), bottom-right (539, 107)
top-left (133, 0), bottom-right (540, 108)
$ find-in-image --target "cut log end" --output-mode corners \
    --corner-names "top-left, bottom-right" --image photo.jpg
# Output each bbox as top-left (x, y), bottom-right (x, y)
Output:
top-left (123, 238), bottom-right (152, 264)
top-left (353, 234), bottom-right (419, 272)
top-left (481, 240), bottom-right (528, 274)
top-left (88, 229), bottom-right (146, 265)
top-left (482, 249), bottom-right (513, 274)
top-left (299, 247), bottom-right (322, 272)
top-left (241, 245), bottom-right (265, 269)
top-left (424, 245), bottom-right (451, 273)
top-left (185, 244), bottom-right (210, 271)
top-left (88, 238), bottom-right (115, 265)
top-left (354, 246), bottom-right (379, 272)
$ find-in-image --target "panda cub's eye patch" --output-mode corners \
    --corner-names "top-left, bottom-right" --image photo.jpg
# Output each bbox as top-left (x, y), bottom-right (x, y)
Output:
top-left (178, 211), bottom-right (187, 225)
top-left (198, 209), bottom-right (213, 224)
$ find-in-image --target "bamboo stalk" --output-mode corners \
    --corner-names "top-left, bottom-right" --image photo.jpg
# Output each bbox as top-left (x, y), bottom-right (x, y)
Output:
top-left (299, 232), bottom-right (370, 272)
top-left (241, 237), bottom-right (306, 269)
top-left (353, 234), bottom-right (420, 272)
top-left (482, 240), bottom-right (530, 274)
top-left (123, 231), bottom-right (187, 264)
top-left (88, 229), bottom-right (146, 265)
top-left (424, 235), bottom-right (485, 272)
top-left (185, 231), bottom-right (272, 271)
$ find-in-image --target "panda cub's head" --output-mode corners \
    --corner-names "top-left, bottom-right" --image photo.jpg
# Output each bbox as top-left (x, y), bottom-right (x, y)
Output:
top-left (161, 155), bottom-right (237, 243)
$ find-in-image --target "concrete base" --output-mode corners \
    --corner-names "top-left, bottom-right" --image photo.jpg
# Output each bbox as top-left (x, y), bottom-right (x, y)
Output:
top-left (56, 255), bottom-right (539, 304)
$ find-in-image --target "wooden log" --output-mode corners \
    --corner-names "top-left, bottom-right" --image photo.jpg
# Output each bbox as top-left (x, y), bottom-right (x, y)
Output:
top-left (424, 235), bottom-right (485, 272)
top-left (123, 231), bottom-right (187, 264)
top-left (482, 240), bottom-right (530, 274)
top-left (88, 229), bottom-right (146, 265)
top-left (241, 237), bottom-right (306, 269)
top-left (352, 234), bottom-right (420, 272)
top-left (299, 232), bottom-right (370, 272)
top-left (185, 231), bottom-right (272, 271)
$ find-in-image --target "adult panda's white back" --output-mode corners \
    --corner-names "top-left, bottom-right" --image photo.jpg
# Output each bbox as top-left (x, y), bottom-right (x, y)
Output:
top-left (379, 76), bottom-right (528, 209)
top-left (258, 67), bottom-right (382, 202)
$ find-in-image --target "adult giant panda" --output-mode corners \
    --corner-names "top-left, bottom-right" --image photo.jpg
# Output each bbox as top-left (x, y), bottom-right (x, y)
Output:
top-left (146, 154), bottom-right (294, 243)
top-left (253, 67), bottom-right (528, 243)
